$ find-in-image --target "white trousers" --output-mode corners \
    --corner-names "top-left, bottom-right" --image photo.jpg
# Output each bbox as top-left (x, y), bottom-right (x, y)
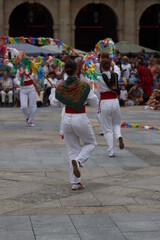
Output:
top-left (100, 99), bottom-right (122, 155)
top-left (1, 90), bottom-right (13, 103)
top-left (20, 85), bottom-right (37, 124)
top-left (94, 91), bottom-right (103, 132)
top-left (59, 107), bottom-right (65, 136)
top-left (63, 113), bottom-right (97, 184)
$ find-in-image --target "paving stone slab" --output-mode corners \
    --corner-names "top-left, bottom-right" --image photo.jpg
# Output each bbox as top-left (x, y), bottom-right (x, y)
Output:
top-left (77, 227), bottom-right (126, 240)
top-left (36, 234), bottom-right (80, 240)
top-left (31, 216), bottom-right (77, 235)
top-left (124, 231), bottom-right (160, 240)
top-left (110, 212), bottom-right (160, 222)
top-left (70, 214), bottom-right (115, 228)
top-left (115, 221), bottom-right (160, 232)
top-left (0, 216), bottom-right (32, 231)
top-left (0, 230), bottom-right (35, 240)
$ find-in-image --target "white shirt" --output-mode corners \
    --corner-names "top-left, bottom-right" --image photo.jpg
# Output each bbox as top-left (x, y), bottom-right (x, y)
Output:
top-left (95, 63), bottom-right (100, 73)
top-left (97, 71), bottom-right (111, 93)
top-left (113, 65), bottom-right (121, 81)
top-left (2, 78), bottom-right (13, 89)
top-left (120, 90), bottom-right (127, 100)
top-left (44, 77), bottom-right (59, 88)
top-left (121, 63), bottom-right (131, 80)
top-left (13, 77), bottom-right (20, 86)
top-left (79, 73), bottom-right (90, 84)
top-left (16, 69), bottom-right (34, 82)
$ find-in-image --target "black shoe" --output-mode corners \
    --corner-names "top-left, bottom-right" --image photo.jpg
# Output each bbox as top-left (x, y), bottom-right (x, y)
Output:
top-left (99, 132), bottom-right (104, 136)
top-left (119, 137), bottom-right (124, 149)
top-left (72, 160), bottom-right (81, 178)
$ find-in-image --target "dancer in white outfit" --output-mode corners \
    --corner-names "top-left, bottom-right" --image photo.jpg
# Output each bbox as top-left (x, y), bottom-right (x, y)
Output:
top-left (16, 68), bottom-right (37, 127)
top-left (98, 58), bottom-right (124, 157)
top-left (49, 60), bottom-right (98, 190)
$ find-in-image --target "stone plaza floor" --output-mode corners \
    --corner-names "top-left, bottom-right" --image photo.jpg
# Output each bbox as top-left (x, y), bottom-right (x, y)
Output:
top-left (0, 106), bottom-right (160, 240)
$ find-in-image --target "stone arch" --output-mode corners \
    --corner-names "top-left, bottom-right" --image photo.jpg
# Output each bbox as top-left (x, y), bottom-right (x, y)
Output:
top-left (9, 2), bottom-right (54, 37)
top-left (139, 3), bottom-right (160, 51)
top-left (4, 0), bottom-right (58, 36)
top-left (71, 0), bottom-right (122, 48)
top-left (136, 0), bottom-right (160, 26)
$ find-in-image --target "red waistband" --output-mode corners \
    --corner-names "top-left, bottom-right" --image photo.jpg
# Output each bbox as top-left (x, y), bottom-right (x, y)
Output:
top-left (23, 80), bottom-right (33, 86)
top-left (100, 91), bottom-right (118, 100)
top-left (65, 105), bottom-right (86, 114)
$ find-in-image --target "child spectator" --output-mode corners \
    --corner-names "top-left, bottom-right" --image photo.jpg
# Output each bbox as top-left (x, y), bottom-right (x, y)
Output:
top-left (119, 84), bottom-right (127, 107)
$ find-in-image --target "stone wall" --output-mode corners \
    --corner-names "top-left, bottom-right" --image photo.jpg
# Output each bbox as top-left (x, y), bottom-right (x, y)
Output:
top-left (0, 0), bottom-right (159, 47)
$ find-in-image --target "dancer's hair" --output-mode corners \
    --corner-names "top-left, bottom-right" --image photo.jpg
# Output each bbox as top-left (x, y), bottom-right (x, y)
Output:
top-left (100, 58), bottom-right (110, 71)
top-left (65, 60), bottom-right (77, 75)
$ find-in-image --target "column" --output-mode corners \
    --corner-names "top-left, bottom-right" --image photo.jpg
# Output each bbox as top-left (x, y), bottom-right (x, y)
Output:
top-left (59, 0), bottom-right (71, 45)
top-left (71, 24), bottom-right (75, 47)
top-left (124, 0), bottom-right (136, 43)
top-left (117, 27), bottom-right (123, 42)
top-left (54, 24), bottom-right (59, 39)
top-left (0, 0), bottom-right (4, 35)
top-left (135, 26), bottom-right (140, 45)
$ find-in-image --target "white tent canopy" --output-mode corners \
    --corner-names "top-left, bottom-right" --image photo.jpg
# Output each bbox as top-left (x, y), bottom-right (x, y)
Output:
top-left (41, 44), bottom-right (86, 55)
top-left (101, 41), bottom-right (160, 54)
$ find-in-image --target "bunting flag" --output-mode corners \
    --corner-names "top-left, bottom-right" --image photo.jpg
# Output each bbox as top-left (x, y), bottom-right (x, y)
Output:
top-left (121, 122), bottom-right (160, 131)
top-left (0, 36), bottom-right (116, 82)
top-left (0, 36), bottom-right (71, 53)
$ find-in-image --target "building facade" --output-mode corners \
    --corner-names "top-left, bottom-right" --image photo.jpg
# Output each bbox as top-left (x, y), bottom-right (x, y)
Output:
top-left (0, 0), bottom-right (159, 51)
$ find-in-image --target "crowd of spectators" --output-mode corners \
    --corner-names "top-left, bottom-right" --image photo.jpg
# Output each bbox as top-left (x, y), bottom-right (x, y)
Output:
top-left (0, 49), bottom-right (160, 109)
top-left (116, 49), bottom-right (160, 108)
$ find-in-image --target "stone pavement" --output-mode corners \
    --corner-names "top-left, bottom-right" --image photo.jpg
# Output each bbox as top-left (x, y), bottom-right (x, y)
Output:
top-left (0, 106), bottom-right (160, 240)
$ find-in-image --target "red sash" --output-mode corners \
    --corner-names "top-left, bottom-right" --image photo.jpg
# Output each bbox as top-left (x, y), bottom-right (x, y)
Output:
top-left (100, 91), bottom-right (118, 100)
top-left (65, 105), bottom-right (85, 114)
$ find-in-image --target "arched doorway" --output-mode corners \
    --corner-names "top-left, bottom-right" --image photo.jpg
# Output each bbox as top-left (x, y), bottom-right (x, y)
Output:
top-left (9, 2), bottom-right (53, 37)
top-left (75, 3), bottom-right (117, 51)
top-left (139, 4), bottom-right (160, 51)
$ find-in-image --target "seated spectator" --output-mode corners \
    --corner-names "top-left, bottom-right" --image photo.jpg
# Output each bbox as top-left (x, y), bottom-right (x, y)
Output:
top-left (127, 81), bottom-right (143, 106)
top-left (128, 62), bottom-right (139, 90)
top-left (119, 84), bottom-right (128, 107)
top-left (146, 82), bottom-right (160, 110)
top-left (43, 71), bottom-right (58, 106)
top-left (0, 71), bottom-right (13, 106)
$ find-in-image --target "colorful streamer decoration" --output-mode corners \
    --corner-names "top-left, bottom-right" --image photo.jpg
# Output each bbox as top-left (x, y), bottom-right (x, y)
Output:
top-left (0, 36), bottom-right (116, 82)
top-left (81, 37), bottom-right (116, 81)
top-left (0, 36), bottom-right (73, 54)
top-left (121, 122), bottom-right (160, 131)
top-left (94, 37), bottom-right (116, 59)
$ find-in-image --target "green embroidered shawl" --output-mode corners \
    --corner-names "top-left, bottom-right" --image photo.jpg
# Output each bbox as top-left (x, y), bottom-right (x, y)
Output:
top-left (55, 76), bottom-right (90, 112)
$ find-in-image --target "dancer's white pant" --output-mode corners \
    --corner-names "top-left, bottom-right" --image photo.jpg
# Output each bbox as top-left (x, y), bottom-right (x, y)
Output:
top-left (1, 90), bottom-right (13, 103)
top-left (100, 99), bottom-right (122, 155)
top-left (20, 85), bottom-right (37, 124)
top-left (63, 113), bottom-right (97, 184)
top-left (94, 91), bottom-right (102, 131)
